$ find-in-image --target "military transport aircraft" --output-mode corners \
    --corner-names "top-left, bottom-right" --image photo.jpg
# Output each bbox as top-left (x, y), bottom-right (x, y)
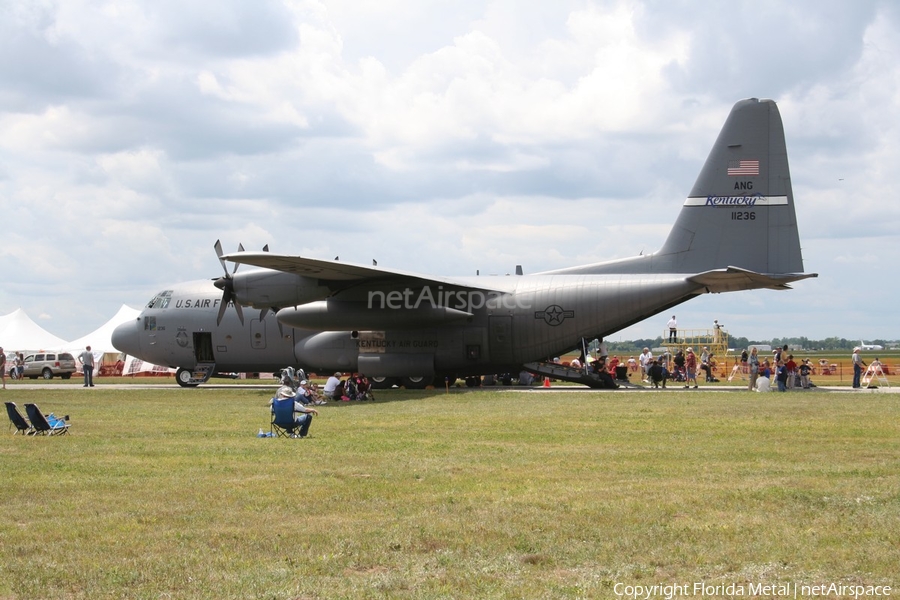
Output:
top-left (112, 98), bottom-right (817, 388)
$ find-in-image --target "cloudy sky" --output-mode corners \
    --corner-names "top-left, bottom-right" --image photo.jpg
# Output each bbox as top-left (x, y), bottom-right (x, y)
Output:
top-left (1, 0), bottom-right (898, 344)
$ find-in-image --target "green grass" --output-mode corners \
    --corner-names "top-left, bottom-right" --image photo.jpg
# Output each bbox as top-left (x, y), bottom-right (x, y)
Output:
top-left (2, 387), bottom-right (898, 599)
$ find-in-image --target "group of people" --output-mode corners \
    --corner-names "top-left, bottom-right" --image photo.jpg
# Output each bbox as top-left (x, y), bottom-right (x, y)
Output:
top-left (269, 368), bottom-right (376, 438)
top-left (0, 345), bottom-right (97, 388)
top-left (0, 349), bottom-right (25, 388)
top-left (322, 371), bottom-right (374, 402)
top-left (747, 345), bottom-right (816, 392)
top-left (627, 346), bottom-right (720, 389)
top-left (278, 367), bottom-right (335, 405)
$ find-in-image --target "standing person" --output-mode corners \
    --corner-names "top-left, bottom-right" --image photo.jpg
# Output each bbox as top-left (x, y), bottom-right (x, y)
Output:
top-left (0, 347), bottom-right (6, 389)
top-left (851, 347), bottom-right (867, 389)
top-left (713, 320), bottom-right (723, 344)
top-left (627, 356), bottom-right (638, 374)
top-left (673, 349), bottom-right (686, 381)
top-left (784, 355), bottom-right (798, 389)
top-left (748, 347), bottom-right (760, 391)
top-left (667, 315), bottom-right (677, 342)
top-left (16, 352), bottom-right (25, 381)
top-left (79, 345), bottom-right (96, 387)
top-left (699, 347), bottom-right (712, 381)
top-left (639, 347), bottom-right (653, 383)
top-left (684, 347), bottom-right (698, 389)
top-left (799, 359), bottom-right (812, 389)
top-left (775, 360), bottom-right (788, 392)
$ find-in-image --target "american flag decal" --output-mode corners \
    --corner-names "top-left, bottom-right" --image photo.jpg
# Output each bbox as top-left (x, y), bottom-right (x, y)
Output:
top-left (727, 159), bottom-right (759, 176)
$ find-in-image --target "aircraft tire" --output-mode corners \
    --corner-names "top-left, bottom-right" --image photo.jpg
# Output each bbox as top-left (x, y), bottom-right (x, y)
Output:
top-left (401, 376), bottom-right (431, 389)
top-left (175, 368), bottom-right (199, 388)
top-left (368, 376), bottom-right (396, 390)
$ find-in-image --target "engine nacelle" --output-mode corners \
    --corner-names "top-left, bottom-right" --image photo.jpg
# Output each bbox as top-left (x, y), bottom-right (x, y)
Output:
top-left (232, 270), bottom-right (330, 311)
top-left (276, 300), bottom-right (473, 331)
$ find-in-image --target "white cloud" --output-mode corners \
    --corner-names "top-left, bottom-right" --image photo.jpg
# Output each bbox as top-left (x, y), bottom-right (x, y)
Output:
top-left (0, 0), bottom-right (898, 342)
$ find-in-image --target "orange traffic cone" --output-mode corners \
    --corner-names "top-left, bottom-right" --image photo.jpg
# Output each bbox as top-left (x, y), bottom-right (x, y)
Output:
top-left (543, 377), bottom-right (551, 388)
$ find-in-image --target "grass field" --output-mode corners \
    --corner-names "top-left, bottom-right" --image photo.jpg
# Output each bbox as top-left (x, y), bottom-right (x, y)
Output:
top-left (2, 386), bottom-right (898, 599)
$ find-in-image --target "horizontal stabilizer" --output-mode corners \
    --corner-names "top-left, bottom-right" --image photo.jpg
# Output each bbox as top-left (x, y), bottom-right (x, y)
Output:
top-left (688, 267), bottom-right (818, 293)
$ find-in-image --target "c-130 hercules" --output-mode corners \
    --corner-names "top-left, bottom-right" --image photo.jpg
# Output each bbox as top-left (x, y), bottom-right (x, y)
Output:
top-left (112, 98), bottom-right (816, 388)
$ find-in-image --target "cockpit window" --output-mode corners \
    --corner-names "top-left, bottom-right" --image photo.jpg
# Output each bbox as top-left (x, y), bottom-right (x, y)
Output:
top-left (148, 290), bottom-right (173, 309)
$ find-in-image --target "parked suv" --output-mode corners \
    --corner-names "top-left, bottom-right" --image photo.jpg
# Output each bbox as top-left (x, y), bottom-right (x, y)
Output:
top-left (22, 352), bottom-right (77, 380)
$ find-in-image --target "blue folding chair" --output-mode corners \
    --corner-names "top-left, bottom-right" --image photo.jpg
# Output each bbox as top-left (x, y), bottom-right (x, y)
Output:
top-left (24, 403), bottom-right (70, 436)
top-left (271, 398), bottom-right (309, 438)
top-left (6, 402), bottom-right (35, 435)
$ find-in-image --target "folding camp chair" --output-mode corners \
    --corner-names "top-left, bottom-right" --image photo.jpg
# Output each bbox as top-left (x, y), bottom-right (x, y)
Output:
top-left (271, 397), bottom-right (309, 438)
top-left (6, 402), bottom-right (35, 435)
top-left (24, 403), bottom-right (70, 436)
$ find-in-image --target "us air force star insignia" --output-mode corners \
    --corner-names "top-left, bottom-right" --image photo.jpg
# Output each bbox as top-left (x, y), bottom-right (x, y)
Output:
top-left (534, 305), bottom-right (575, 326)
top-left (175, 330), bottom-right (189, 348)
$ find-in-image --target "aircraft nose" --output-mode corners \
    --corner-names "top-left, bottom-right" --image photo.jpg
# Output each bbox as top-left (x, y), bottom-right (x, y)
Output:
top-left (112, 319), bottom-right (143, 358)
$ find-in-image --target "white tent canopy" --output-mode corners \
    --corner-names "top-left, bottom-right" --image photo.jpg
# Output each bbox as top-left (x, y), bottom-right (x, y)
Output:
top-left (64, 304), bottom-right (140, 355)
top-left (62, 305), bottom-right (154, 376)
top-left (0, 309), bottom-right (68, 353)
top-left (2, 305), bottom-right (169, 377)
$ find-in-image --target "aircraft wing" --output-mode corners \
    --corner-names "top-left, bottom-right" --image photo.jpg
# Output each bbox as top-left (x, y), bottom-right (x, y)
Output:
top-left (688, 267), bottom-right (818, 293)
top-left (221, 251), bottom-right (509, 292)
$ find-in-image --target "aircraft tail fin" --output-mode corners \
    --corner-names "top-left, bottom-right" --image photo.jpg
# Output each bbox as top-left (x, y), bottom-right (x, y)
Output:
top-left (540, 98), bottom-right (815, 280)
top-left (654, 98), bottom-right (806, 274)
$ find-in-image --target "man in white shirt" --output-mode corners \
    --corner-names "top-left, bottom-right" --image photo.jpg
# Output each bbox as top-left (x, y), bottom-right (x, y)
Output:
top-left (323, 372), bottom-right (342, 399)
top-left (667, 316), bottom-right (677, 342)
top-left (639, 347), bottom-right (653, 383)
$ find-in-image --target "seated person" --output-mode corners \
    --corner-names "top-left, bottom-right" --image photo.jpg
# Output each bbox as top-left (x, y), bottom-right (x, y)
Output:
top-left (271, 385), bottom-right (319, 437)
top-left (798, 359), bottom-right (813, 389)
top-left (293, 380), bottom-right (314, 405)
top-left (322, 372), bottom-right (343, 399)
top-left (591, 357), bottom-right (618, 389)
top-left (280, 367), bottom-right (298, 391)
top-left (606, 355), bottom-right (620, 374)
top-left (754, 373), bottom-right (772, 392)
top-left (647, 358), bottom-right (668, 388)
top-left (343, 376), bottom-right (359, 400)
top-left (353, 375), bottom-right (373, 400)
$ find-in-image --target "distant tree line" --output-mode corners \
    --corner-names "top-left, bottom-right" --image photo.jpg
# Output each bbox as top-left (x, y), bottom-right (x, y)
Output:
top-left (604, 336), bottom-right (895, 353)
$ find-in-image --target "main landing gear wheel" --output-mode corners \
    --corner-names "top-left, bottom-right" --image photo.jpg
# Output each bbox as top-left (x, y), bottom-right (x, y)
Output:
top-left (176, 368), bottom-right (199, 388)
top-left (401, 376), bottom-right (431, 390)
top-left (368, 376), bottom-right (396, 390)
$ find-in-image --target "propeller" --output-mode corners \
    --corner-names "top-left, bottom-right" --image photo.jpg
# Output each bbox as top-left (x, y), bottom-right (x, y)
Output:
top-left (254, 244), bottom-right (285, 335)
top-left (258, 306), bottom-right (285, 337)
top-left (213, 240), bottom-right (245, 326)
